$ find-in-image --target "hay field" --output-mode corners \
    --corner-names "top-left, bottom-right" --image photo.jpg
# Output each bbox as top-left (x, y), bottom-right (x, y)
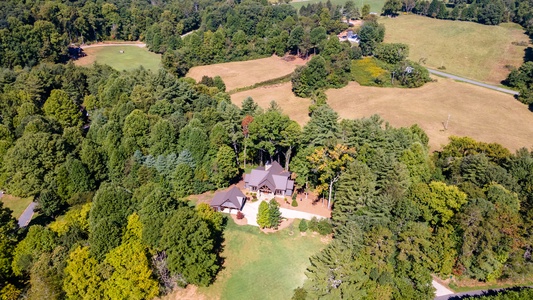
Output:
top-left (380, 15), bottom-right (530, 85)
top-left (326, 79), bottom-right (533, 151)
top-left (232, 78), bottom-right (533, 151)
top-left (187, 55), bottom-right (307, 91)
top-left (74, 45), bottom-right (161, 71)
top-left (231, 82), bottom-right (311, 125)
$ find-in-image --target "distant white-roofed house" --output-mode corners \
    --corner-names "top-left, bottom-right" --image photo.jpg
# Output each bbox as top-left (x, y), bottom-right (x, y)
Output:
top-left (210, 185), bottom-right (247, 212)
top-left (244, 161), bottom-right (295, 197)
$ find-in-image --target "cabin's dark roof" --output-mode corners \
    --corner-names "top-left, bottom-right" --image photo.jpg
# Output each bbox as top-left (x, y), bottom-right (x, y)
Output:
top-left (210, 186), bottom-right (246, 209)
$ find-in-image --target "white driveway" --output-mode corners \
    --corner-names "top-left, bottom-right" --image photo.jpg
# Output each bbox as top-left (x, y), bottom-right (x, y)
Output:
top-left (432, 280), bottom-right (454, 297)
top-left (240, 199), bottom-right (325, 227)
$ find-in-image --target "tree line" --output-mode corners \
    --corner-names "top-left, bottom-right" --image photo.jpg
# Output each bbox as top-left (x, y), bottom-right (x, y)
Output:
top-left (0, 0), bottom-right (211, 68)
top-left (382, 0), bottom-right (533, 30)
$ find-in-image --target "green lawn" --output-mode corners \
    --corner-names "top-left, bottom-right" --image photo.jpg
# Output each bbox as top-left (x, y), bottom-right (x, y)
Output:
top-left (80, 46), bottom-right (161, 72)
top-left (0, 194), bottom-right (33, 219)
top-left (380, 15), bottom-right (530, 84)
top-left (199, 218), bottom-right (327, 300)
top-left (291, 0), bottom-right (386, 15)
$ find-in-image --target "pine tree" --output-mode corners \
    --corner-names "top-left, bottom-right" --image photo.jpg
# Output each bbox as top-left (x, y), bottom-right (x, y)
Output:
top-left (268, 199), bottom-right (282, 229)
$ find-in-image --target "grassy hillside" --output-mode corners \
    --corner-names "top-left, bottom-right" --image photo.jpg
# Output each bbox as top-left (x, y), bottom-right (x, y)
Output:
top-left (75, 45), bottom-right (161, 72)
top-left (380, 15), bottom-right (530, 84)
top-left (291, 0), bottom-right (386, 15)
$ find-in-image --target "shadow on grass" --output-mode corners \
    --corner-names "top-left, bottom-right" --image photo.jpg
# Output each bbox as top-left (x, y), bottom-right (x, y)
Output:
top-left (524, 47), bottom-right (533, 63)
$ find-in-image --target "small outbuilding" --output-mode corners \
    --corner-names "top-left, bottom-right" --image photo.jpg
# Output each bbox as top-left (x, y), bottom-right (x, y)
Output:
top-left (210, 185), bottom-right (247, 212)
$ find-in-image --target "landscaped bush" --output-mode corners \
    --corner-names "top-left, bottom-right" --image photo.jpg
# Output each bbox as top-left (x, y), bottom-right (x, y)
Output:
top-left (299, 219), bottom-right (308, 232)
top-left (308, 217), bottom-right (319, 232)
top-left (291, 199), bottom-right (298, 207)
top-left (236, 211), bottom-right (244, 220)
top-left (317, 219), bottom-right (333, 235)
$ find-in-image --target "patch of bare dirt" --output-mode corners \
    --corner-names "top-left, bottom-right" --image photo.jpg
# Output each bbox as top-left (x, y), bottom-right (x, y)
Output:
top-left (274, 192), bottom-right (331, 218)
top-left (229, 213), bottom-right (248, 226)
top-left (159, 285), bottom-right (208, 300)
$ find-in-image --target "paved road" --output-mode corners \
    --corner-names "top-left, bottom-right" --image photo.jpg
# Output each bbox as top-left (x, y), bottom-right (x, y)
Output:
top-left (18, 202), bottom-right (36, 228)
top-left (428, 69), bottom-right (519, 96)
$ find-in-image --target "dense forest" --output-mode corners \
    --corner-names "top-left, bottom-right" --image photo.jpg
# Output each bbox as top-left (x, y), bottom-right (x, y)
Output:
top-left (0, 0), bottom-right (532, 299)
top-left (1, 61), bottom-right (531, 299)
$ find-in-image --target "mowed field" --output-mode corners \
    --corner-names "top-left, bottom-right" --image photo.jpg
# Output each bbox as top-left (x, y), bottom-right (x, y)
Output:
top-left (380, 15), bottom-right (530, 85)
top-left (74, 45), bottom-right (161, 71)
top-left (166, 219), bottom-right (327, 300)
top-left (291, 0), bottom-right (386, 14)
top-left (187, 55), bottom-right (306, 91)
top-left (326, 78), bottom-right (533, 151)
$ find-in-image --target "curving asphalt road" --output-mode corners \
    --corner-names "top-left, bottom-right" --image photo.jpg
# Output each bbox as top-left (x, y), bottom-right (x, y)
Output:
top-left (428, 69), bottom-right (519, 96)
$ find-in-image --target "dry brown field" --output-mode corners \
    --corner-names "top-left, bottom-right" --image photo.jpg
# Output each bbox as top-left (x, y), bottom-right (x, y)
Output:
top-left (187, 55), bottom-right (307, 91)
top-left (232, 78), bottom-right (533, 152)
top-left (231, 82), bottom-right (311, 125)
top-left (326, 78), bottom-right (533, 152)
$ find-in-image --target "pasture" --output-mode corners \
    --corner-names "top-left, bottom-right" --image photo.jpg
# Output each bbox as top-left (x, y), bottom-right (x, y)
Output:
top-left (326, 78), bottom-right (533, 152)
top-left (74, 45), bottom-right (161, 72)
top-left (0, 194), bottom-right (33, 219)
top-left (291, 0), bottom-right (386, 15)
top-left (380, 15), bottom-right (530, 85)
top-left (166, 219), bottom-right (327, 300)
top-left (187, 55), bottom-right (306, 91)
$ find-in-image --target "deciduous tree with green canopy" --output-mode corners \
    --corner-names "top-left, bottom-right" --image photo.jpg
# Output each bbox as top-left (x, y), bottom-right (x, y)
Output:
top-left (160, 206), bottom-right (219, 286)
top-left (308, 144), bottom-right (356, 208)
top-left (43, 89), bottom-right (82, 129)
top-left (1, 132), bottom-right (67, 197)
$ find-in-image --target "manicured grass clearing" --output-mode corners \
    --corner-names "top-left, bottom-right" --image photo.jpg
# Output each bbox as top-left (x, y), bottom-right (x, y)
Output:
top-left (198, 218), bottom-right (326, 300)
top-left (290, 0), bottom-right (386, 15)
top-left (187, 55), bottom-right (306, 91)
top-left (351, 57), bottom-right (388, 86)
top-left (0, 194), bottom-right (33, 219)
top-left (74, 46), bottom-right (161, 72)
top-left (380, 15), bottom-right (530, 85)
